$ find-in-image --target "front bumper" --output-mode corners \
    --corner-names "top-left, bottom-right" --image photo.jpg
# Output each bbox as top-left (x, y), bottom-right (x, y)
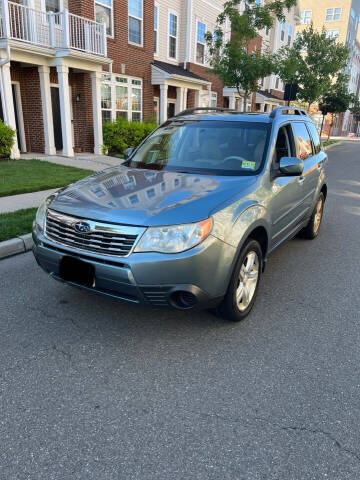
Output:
top-left (32, 225), bottom-right (235, 310)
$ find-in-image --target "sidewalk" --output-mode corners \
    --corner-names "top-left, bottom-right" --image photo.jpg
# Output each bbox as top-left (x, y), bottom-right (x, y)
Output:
top-left (0, 188), bottom-right (58, 214)
top-left (20, 152), bottom-right (122, 172)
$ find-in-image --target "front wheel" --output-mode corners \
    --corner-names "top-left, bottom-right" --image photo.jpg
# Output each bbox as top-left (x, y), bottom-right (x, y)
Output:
top-left (299, 193), bottom-right (325, 239)
top-left (217, 239), bottom-right (262, 322)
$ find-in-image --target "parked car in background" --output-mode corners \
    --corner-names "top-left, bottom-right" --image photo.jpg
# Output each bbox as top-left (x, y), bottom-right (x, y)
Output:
top-left (33, 107), bottom-right (327, 322)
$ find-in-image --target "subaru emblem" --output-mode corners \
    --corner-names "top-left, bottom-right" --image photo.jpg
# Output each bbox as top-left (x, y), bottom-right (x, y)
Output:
top-left (74, 221), bottom-right (91, 234)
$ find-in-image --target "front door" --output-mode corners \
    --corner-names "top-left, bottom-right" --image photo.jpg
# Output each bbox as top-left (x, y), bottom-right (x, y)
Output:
top-left (268, 124), bottom-right (309, 250)
top-left (11, 84), bottom-right (21, 150)
top-left (167, 101), bottom-right (176, 119)
top-left (51, 86), bottom-right (63, 151)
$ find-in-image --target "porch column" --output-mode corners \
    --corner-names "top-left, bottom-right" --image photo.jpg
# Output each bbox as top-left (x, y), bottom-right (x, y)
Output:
top-left (159, 84), bottom-right (168, 123)
top-left (56, 65), bottom-right (74, 157)
top-left (0, 62), bottom-right (20, 158)
top-left (38, 66), bottom-right (56, 155)
top-left (183, 88), bottom-right (188, 110)
top-left (176, 87), bottom-right (184, 114)
top-left (228, 94), bottom-right (236, 110)
top-left (194, 90), bottom-right (201, 108)
top-left (91, 71), bottom-right (103, 155)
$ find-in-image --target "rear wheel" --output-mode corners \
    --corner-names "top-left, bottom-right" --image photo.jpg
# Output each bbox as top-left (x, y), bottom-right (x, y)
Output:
top-left (299, 193), bottom-right (325, 239)
top-left (217, 239), bottom-right (262, 322)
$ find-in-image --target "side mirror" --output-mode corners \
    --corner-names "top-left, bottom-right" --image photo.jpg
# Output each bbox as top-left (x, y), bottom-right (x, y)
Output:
top-left (123, 147), bottom-right (134, 160)
top-left (279, 157), bottom-right (304, 176)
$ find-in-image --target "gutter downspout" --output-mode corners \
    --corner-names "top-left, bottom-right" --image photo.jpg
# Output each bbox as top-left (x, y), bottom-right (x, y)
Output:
top-left (184, 0), bottom-right (193, 70)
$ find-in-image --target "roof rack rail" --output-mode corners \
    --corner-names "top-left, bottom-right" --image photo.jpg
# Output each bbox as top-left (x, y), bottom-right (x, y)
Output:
top-left (269, 106), bottom-right (309, 118)
top-left (174, 107), bottom-right (237, 117)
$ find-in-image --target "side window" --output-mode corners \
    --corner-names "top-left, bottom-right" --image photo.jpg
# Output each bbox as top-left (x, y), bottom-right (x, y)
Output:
top-left (292, 122), bottom-right (313, 160)
top-left (274, 125), bottom-right (292, 164)
top-left (307, 122), bottom-right (321, 154)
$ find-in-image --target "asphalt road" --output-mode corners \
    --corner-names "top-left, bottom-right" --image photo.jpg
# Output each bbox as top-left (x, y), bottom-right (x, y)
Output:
top-left (1, 141), bottom-right (360, 480)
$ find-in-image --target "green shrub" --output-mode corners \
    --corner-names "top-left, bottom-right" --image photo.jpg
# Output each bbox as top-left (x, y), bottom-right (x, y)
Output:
top-left (103, 118), bottom-right (157, 155)
top-left (0, 120), bottom-right (15, 158)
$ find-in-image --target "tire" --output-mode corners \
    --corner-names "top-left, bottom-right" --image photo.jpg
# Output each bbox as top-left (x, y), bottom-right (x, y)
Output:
top-left (217, 239), bottom-right (262, 322)
top-left (299, 193), bottom-right (325, 240)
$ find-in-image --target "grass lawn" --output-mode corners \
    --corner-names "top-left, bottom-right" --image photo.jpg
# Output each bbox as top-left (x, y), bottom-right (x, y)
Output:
top-left (0, 159), bottom-right (94, 197)
top-left (323, 140), bottom-right (339, 147)
top-left (0, 208), bottom-right (37, 242)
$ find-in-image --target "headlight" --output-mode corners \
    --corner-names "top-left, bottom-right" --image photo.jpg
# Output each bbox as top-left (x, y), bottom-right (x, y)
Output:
top-left (35, 193), bottom-right (58, 231)
top-left (134, 218), bottom-right (213, 254)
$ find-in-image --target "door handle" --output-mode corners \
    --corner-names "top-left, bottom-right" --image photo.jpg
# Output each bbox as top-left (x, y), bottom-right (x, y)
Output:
top-left (298, 176), bottom-right (305, 185)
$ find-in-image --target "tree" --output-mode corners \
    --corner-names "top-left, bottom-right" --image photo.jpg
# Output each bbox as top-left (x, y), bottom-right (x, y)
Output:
top-left (277, 25), bottom-right (349, 110)
top-left (205, 0), bottom-right (297, 111)
top-left (319, 74), bottom-right (354, 139)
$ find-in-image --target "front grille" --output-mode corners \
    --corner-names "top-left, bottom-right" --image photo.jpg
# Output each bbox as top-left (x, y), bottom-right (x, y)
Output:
top-left (45, 209), bottom-right (145, 257)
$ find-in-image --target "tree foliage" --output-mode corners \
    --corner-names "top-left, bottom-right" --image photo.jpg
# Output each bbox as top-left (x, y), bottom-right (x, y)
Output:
top-left (319, 74), bottom-right (354, 115)
top-left (277, 25), bottom-right (349, 108)
top-left (206, 0), bottom-right (297, 110)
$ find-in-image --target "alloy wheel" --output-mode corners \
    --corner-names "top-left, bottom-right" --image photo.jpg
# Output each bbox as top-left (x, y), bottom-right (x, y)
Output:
top-left (236, 251), bottom-right (260, 312)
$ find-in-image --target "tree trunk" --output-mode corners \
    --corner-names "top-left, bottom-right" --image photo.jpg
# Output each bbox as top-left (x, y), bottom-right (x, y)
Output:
top-left (327, 113), bottom-right (335, 141)
top-left (243, 93), bottom-right (248, 112)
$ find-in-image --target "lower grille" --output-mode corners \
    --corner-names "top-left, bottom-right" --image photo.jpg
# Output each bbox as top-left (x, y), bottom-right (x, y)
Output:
top-left (141, 287), bottom-right (170, 306)
top-left (45, 209), bottom-right (145, 257)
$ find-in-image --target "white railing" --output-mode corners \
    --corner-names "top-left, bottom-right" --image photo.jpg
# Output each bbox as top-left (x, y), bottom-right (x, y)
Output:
top-left (68, 12), bottom-right (106, 56)
top-left (0, 0), bottom-right (106, 57)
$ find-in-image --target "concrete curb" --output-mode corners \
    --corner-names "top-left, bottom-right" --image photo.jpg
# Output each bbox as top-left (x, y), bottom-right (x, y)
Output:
top-left (324, 141), bottom-right (341, 151)
top-left (0, 233), bottom-right (33, 260)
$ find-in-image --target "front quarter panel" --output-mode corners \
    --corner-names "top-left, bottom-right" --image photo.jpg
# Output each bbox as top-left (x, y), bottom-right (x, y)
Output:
top-left (212, 201), bottom-right (270, 249)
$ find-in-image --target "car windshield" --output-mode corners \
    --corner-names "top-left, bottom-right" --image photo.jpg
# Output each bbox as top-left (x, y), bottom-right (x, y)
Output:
top-left (126, 120), bottom-right (270, 176)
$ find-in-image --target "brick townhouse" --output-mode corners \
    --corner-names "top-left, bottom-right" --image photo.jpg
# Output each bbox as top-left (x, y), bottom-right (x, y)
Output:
top-left (0, 0), bottom-right (298, 159)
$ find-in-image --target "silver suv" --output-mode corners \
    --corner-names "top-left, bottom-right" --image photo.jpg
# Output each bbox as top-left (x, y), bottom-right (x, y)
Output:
top-left (33, 107), bottom-right (327, 322)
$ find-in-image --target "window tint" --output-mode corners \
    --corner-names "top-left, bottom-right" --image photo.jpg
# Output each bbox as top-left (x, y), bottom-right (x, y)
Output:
top-left (307, 122), bottom-right (321, 154)
top-left (127, 121), bottom-right (270, 176)
top-left (274, 126), bottom-right (291, 163)
top-left (292, 122), bottom-right (312, 160)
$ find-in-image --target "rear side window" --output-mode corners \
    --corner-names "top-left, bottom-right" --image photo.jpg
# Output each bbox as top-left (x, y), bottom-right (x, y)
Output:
top-left (307, 122), bottom-right (321, 154)
top-left (292, 122), bottom-right (313, 160)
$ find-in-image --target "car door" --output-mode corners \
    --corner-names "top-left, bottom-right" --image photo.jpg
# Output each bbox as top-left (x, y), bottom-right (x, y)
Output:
top-left (268, 123), bottom-right (310, 250)
top-left (290, 121), bottom-right (320, 214)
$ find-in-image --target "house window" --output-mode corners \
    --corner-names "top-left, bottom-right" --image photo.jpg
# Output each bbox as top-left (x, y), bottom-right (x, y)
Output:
top-left (128, 0), bottom-right (143, 45)
top-left (326, 8), bottom-right (341, 21)
top-left (275, 76), bottom-right (280, 89)
top-left (287, 24), bottom-right (293, 45)
top-left (168, 12), bottom-right (178, 59)
top-left (101, 75), bottom-right (143, 124)
top-left (131, 80), bottom-right (142, 122)
top-left (300, 10), bottom-right (311, 24)
top-left (196, 21), bottom-right (206, 64)
top-left (44, 0), bottom-right (61, 13)
top-left (325, 30), bottom-right (339, 39)
top-left (95, 0), bottom-right (113, 36)
top-left (101, 83), bottom-right (112, 124)
top-left (154, 5), bottom-right (159, 55)
top-left (280, 22), bottom-right (285, 41)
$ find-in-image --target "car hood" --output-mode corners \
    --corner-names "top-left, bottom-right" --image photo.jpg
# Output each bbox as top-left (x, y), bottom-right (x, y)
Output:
top-left (49, 166), bottom-right (257, 227)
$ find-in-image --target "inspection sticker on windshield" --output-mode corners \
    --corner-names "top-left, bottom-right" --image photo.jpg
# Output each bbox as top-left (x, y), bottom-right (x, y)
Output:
top-left (242, 160), bottom-right (256, 170)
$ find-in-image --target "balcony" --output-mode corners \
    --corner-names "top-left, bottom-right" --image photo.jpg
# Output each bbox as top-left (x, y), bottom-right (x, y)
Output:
top-left (0, 0), bottom-right (107, 57)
